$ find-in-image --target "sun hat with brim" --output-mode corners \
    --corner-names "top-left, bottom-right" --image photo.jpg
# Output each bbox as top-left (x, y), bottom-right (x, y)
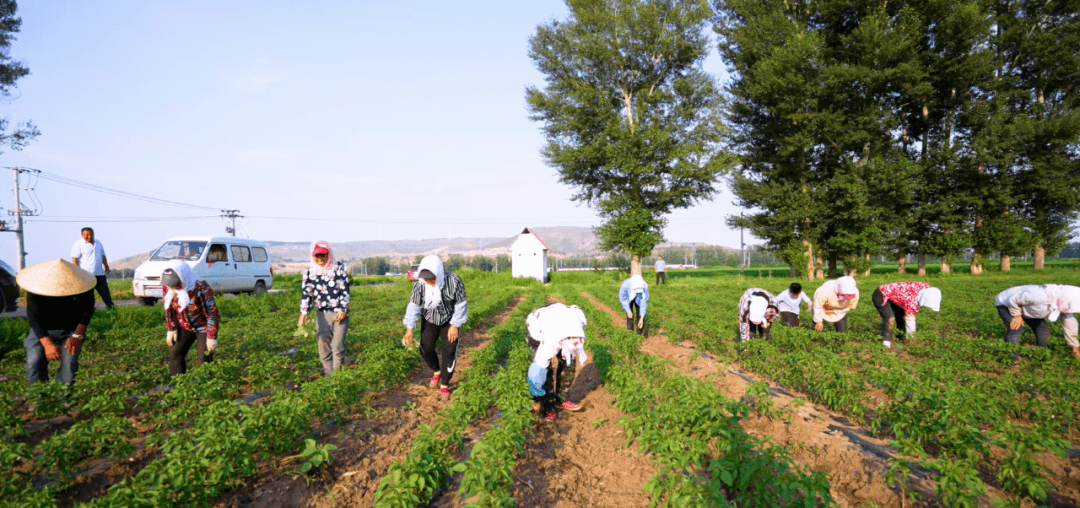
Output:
top-left (16, 259), bottom-right (96, 297)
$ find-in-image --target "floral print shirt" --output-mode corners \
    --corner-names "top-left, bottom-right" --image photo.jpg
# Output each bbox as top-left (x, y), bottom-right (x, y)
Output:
top-left (300, 261), bottom-right (351, 315)
top-left (737, 287), bottom-right (779, 342)
top-left (878, 281), bottom-right (930, 315)
top-left (165, 280), bottom-right (220, 340)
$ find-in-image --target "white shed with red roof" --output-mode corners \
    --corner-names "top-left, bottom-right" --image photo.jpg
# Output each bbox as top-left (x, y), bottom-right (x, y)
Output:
top-left (510, 227), bottom-right (549, 283)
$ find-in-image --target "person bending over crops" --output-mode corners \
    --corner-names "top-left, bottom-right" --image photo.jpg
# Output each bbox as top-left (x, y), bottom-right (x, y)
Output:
top-left (619, 274), bottom-right (649, 336)
top-left (775, 282), bottom-right (812, 327)
top-left (737, 288), bottom-right (779, 341)
top-left (525, 302), bottom-right (587, 422)
top-left (401, 255), bottom-right (468, 398)
top-left (161, 260), bottom-right (220, 376)
top-left (813, 276), bottom-right (859, 332)
top-left (18, 259), bottom-right (96, 386)
top-left (298, 240), bottom-right (351, 375)
top-left (872, 282), bottom-right (941, 351)
top-left (995, 284), bottom-right (1080, 362)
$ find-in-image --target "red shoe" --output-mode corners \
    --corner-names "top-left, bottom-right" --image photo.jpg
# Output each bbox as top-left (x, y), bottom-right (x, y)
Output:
top-left (545, 411), bottom-right (557, 422)
top-left (558, 401), bottom-right (582, 412)
top-left (429, 372), bottom-right (441, 388)
top-left (439, 387), bottom-right (451, 398)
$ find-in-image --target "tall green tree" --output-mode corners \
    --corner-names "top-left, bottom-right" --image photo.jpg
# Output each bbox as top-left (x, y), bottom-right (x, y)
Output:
top-left (527, 0), bottom-right (733, 275)
top-left (0, 0), bottom-right (37, 153)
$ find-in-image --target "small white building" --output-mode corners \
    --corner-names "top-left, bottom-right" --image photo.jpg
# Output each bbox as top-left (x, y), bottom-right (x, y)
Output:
top-left (510, 227), bottom-right (549, 283)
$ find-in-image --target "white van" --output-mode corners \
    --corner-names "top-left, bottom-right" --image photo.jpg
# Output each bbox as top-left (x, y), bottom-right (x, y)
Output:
top-left (132, 236), bottom-right (274, 305)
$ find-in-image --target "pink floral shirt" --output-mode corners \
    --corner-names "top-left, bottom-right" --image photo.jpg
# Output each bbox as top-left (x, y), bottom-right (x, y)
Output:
top-left (878, 281), bottom-right (930, 315)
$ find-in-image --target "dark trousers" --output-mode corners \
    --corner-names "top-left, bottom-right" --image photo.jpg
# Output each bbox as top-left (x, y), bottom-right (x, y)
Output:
top-left (997, 305), bottom-right (1050, 348)
top-left (95, 275), bottom-right (114, 308)
top-left (748, 322), bottom-right (772, 340)
top-left (656, 272), bottom-right (666, 285)
top-left (779, 312), bottom-right (800, 327)
top-left (817, 315), bottom-right (848, 332)
top-left (25, 329), bottom-right (79, 385)
top-left (527, 334), bottom-right (577, 414)
top-left (872, 288), bottom-right (906, 342)
top-left (625, 301), bottom-right (645, 336)
top-left (419, 318), bottom-right (459, 385)
top-left (170, 329), bottom-right (211, 376)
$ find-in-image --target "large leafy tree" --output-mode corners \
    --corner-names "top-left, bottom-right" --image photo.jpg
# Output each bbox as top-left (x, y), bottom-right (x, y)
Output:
top-left (527, 0), bottom-right (733, 275)
top-left (0, 0), bottom-right (37, 154)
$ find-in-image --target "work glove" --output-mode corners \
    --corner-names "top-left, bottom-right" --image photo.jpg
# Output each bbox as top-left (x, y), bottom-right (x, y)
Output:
top-left (206, 339), bottom-right (218, 353)
top-left (41, 338), bottom-right (61, 361)
top-left (166, 330), bottom-right (177, 347)
top-left (527, 363), bottom-right (547, 397)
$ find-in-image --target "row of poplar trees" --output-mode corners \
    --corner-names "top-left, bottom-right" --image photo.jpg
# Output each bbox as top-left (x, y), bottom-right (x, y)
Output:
top-left (527, 0), bottom-right (1080, 279)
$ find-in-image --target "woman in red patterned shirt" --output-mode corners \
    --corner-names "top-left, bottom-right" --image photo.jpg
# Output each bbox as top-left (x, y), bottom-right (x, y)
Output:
top-left (161, 259), bottom-right (220, 376)
top-left (872, 281), bottom-right (941, 350)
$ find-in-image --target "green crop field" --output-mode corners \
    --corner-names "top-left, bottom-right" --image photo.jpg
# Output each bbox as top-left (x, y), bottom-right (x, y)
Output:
top-left (3, 267), bottom-right (1080, 507)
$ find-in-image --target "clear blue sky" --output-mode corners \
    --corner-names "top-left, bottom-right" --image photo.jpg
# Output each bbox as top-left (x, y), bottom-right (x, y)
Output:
top-left (0, 0), bottom-right (750, 265)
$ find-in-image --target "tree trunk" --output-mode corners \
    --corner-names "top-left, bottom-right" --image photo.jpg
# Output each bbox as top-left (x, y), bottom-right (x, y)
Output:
top-left (827, 254), bottom-right (837, 278)
top-left (917, 252), bottom-right (926, 276)
top-left (940, 258), bottom-right (951, 273)
top-left (1034, 244), bottom-right (1045, 269)
top-left (803, 238), bottom-right (814, 281)
top-left (970, 252), bottom-right (983, 275)
top-left (863, 253), bottom-right (872, 277)
top-left (1000, 255), bottom-right (1011, 271)
top-left (630, 255), bottom-right (642, 276)
top-left (897, 254), bottom-right (907, 274)
top-left (815, 256), bottom-right (824, 280)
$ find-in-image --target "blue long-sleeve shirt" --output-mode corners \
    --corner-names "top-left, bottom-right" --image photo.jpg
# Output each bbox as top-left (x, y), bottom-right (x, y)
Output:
top-left (618, 278), bottom-right (649, 316)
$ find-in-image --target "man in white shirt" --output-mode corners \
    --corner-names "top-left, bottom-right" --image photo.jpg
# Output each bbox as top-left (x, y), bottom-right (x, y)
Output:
top-left (70, 227), bottom-right (114, 309)
top-left (776, 282), bottom-right (813, 327)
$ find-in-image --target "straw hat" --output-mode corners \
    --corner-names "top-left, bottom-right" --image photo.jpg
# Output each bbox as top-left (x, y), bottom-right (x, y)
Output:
top-left (16, 259), bottom-right (96, 297)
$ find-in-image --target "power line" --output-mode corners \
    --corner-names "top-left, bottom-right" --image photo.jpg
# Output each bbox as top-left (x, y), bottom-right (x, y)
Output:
top-left (35, 170), bottom-right (220, 211)
top-left (25, 215), bottom-right (219, 223)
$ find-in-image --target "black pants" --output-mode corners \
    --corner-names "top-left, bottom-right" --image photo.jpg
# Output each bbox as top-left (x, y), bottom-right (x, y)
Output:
top-left (170, 329), bottom-right (211, 376)
top-left (527, 334), bottom-right (577, 414)
top-left (625, 301), bottom-right (645, 336)
top-left (779, 312), bottom-right (800, 327)
top-left (997, 305), bottom-right (1049, 348)
top-left (748, 322), bottom-right (772, 340)
top-left (419, 318), bottom-right (459, 385)
top-left (656, 272), bottom-right (666, 285)
top-left (95, 275), bottom-right (114, 308)
top-left (817, 315), bottom-right (848, 332)
top-left (872, 288), bottom-right (906, 342)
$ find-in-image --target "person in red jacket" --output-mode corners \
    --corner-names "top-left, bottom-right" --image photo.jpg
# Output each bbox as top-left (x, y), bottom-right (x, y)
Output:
top-left (872, 281), bottom-right (941, 350)
top-left (161, 259), bottom-right (220, 376)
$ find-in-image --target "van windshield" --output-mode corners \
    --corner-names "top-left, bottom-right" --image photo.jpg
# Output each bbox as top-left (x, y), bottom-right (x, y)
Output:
top-left (150, 241), bottom-right (207, 261)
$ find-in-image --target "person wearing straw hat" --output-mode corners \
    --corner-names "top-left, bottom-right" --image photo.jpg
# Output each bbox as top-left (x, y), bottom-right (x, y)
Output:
top-left (872, 281), bottom-right (942, 351)
top-left (298, 240), bottom-right (351, 375)
top-left (17, 259), bottom-right (97, 386)
top-left (737, 287), bottom-right (779, 341)
top-left (161, 259), bottom-right (220, 376)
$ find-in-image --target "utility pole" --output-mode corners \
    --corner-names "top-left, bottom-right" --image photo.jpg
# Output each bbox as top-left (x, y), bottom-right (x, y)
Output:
top-left (739, 213), bottom-right (746, 274)
top-left (4, 167), bottom-right (37, 270)
top-left (221, 209), bottom-right (242, 236)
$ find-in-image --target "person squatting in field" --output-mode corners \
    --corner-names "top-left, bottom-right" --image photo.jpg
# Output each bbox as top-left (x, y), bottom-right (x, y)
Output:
top-left (298, 240), bottom-right (351, 375)
top-left (995, 284), bottom-right (1080, 361)
top-left (813, 276), bottom-right (859, 332)
top-left (619, 274), bottom-right (649, 336)
top-left (872, 281), bottom-right (941, 351)
top-left (775, 282), bottom-right (812, 327)
top-left (161, 260), bottom-right (220, 376)
top-left (737, 287), bottom-right (780, 341)
top-left (401, 255), bottom-right (468, 398)
top-left (525, 302), bottom-right (587, 422)
top-left (19, 259), bottom-right (96, 386)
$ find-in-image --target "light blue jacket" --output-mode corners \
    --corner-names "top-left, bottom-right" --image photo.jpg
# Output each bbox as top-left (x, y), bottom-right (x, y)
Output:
top-left (619, 277), bottom-right (649, 316)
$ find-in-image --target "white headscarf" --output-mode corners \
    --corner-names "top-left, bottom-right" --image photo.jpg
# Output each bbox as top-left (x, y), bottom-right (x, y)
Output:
top-left (917, 287), bottom-right (942, 312)
top-left (748, 296), bottom-right (768, 323)
top-left (308, 240), bottom-right (336, 277)
top-left (1045, 284), bottom-right (1080, 321)
top-left (628, 274), bottom-right (648, 296)
top-left (162, 259), bottom-right (200, 310)
top-left (836, 276), bottom-right (858, 302)
top-left (417, 255), bottom-right (446, 310)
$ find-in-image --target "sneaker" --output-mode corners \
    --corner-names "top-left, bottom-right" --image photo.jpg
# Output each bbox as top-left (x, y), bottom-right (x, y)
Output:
top-left (429, 372), bottom-right (441, 388)
top-left (557, 401), bottom-right (582, 412)
top-left (545, 411), bottom-right (557, 422)
top-left (439, 387), bottom-right (451, 398)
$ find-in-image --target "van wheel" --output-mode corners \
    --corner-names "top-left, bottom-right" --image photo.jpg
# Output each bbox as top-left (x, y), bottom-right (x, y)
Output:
top-left (252, 281), bottom-right (267, 297)
top-left (137, 297), bottom-right (158, 306)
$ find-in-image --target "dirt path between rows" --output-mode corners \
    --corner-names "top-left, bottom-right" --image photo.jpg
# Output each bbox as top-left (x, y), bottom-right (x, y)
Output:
top-left (214, 295), bottom-right (525, 508)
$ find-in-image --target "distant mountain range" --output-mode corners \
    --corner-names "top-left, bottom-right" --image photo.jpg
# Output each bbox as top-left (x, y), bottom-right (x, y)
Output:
top-left (109, 226), bottom-right (717, 271)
